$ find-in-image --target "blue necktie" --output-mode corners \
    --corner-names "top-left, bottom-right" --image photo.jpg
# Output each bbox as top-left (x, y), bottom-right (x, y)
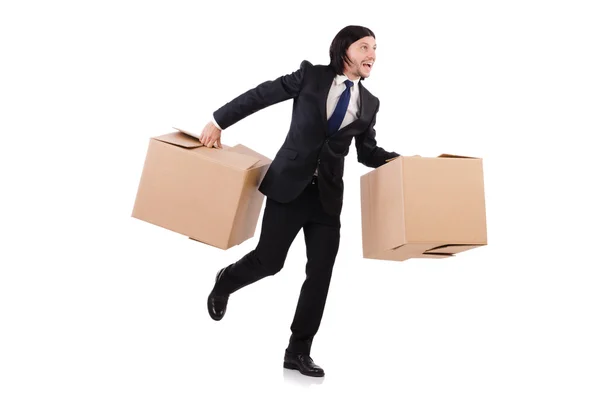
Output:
top-left (327, 79), bottom-right (353, 135)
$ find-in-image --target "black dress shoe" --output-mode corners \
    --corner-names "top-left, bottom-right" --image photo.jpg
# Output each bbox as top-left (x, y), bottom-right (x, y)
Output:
top-left (207, 268), bottom-right (229, 321)
top-left (283, 351), bottom-right (325, 377)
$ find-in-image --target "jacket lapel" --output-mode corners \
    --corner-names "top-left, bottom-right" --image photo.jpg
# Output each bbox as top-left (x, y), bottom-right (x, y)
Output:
top-left (356, 82), bottom-right (376, 125)
top-left (318, 67), bottom-right (336, 127)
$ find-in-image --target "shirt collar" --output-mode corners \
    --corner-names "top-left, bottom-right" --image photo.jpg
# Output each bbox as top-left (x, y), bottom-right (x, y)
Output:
top-left (334, 74), bottom-right (361, 88)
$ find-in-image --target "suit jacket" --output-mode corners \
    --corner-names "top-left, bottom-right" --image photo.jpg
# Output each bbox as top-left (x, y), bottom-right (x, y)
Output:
top-left (213, 60), bottom-right (400, 217)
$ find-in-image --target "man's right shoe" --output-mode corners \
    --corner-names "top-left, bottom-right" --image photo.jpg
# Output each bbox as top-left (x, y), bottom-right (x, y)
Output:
top-left (283, 350), bottom-right (325, 377)
top-left (207, 268), bottom-right (229, 321)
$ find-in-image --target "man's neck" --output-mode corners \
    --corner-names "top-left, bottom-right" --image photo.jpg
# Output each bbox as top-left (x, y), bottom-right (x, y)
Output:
top-left (342, 71), bottom-right (362, 83)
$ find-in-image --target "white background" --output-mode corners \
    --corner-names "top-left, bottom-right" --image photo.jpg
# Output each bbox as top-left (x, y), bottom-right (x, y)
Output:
top-left (1, 0), bottom-right (599, 395)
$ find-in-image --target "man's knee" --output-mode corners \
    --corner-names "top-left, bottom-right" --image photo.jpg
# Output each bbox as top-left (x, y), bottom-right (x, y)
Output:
top-left (263, 259), bottom-right (285, 276)
top-left (257, 255), bottom-right (285, 276)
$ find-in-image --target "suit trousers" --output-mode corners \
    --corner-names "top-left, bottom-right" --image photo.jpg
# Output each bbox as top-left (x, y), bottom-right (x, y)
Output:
top-left (214, 176), bottom-right (341, 355)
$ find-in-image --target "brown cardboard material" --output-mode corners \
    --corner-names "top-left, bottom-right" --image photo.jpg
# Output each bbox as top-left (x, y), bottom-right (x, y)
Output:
top-left (360, 154), bottom-right (487, 261)
top-left (132, 132), bottom-right (271, 249)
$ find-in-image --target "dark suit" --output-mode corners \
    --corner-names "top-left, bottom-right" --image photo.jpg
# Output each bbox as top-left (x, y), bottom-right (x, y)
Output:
top-left (213, 61), bottom-right (399, 354)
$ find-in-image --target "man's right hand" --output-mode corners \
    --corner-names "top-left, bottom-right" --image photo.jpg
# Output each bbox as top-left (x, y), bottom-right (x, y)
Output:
top-left (199, 121), bottom-right (222, 148)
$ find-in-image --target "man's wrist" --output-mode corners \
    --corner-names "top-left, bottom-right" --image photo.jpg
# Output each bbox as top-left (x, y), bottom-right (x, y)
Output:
top-left (212, 114), bottom-right (223, 131)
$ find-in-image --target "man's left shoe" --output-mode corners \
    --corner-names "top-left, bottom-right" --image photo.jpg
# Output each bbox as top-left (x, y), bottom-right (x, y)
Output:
top-left (283, 350), bottom-right (325, 377)
top-left (207, 268), bottom-right (229, 321)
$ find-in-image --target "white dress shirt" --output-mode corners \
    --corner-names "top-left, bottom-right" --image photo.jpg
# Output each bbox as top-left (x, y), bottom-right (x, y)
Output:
top-left (326, 74), bottom-right (361, 129)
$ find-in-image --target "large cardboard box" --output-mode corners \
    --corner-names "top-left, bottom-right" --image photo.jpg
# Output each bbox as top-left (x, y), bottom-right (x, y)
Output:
top-left (131, 132), bottom-right (271, 249)
top-left (360, 154), bottom-right (487, 261)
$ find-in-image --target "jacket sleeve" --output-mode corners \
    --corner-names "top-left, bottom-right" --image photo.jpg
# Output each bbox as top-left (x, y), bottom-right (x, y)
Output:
top-left (355, 100), bottom-right (400, 168)
top-left (213, 61), bottom-right (311, 130)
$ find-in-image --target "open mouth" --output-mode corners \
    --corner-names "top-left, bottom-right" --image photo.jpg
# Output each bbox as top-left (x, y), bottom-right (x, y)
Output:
top-left (362, 62), bottom-right (373, 71)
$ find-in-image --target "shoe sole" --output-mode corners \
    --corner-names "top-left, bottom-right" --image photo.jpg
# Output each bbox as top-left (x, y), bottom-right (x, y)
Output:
top-left (283, 362), bottom-right (325, 377)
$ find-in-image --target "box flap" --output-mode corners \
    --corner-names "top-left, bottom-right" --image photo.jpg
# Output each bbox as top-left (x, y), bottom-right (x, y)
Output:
top-left (152, 132), bottom-right (260, 170)
top-left (424, 244), bottom-right (484, 255)
top-left (172, 127), bottom-right (200, 139)
top-left (373, 242), bottom-right (484, 261)
top-left (154, 132), bottom-right (203, 148)
top-left (419, 252), bottom-right (454, 258)
top-left (438, 154), bottom-right (480, 159)
top-left (368, 242), bottom-right (455, 261)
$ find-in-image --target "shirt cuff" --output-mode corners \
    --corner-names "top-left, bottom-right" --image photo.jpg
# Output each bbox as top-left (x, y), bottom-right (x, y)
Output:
top-left (212, 114), bottom-right (223, 131)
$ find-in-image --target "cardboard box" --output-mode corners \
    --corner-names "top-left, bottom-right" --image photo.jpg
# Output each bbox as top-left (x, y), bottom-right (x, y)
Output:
top-left (360, 154), bottom-right (487, 261)
top-left (131, 132), bottom-right (271, 249)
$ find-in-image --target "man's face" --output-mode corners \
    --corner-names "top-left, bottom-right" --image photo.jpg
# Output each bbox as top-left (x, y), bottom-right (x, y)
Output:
top-left (344, 36), bottom-right (377, 80)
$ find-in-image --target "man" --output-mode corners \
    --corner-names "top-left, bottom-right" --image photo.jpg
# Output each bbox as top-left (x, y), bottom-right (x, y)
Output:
top-left (200, 25), bottom-right (400, 377)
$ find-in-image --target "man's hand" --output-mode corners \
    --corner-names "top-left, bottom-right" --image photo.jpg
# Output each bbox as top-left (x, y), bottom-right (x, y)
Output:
top-left (199, 121), bottom-right (222, 148)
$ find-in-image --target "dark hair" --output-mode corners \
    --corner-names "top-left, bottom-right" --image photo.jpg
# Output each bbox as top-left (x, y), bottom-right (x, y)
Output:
top-left (329, 25), bottom-right (376, 76)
